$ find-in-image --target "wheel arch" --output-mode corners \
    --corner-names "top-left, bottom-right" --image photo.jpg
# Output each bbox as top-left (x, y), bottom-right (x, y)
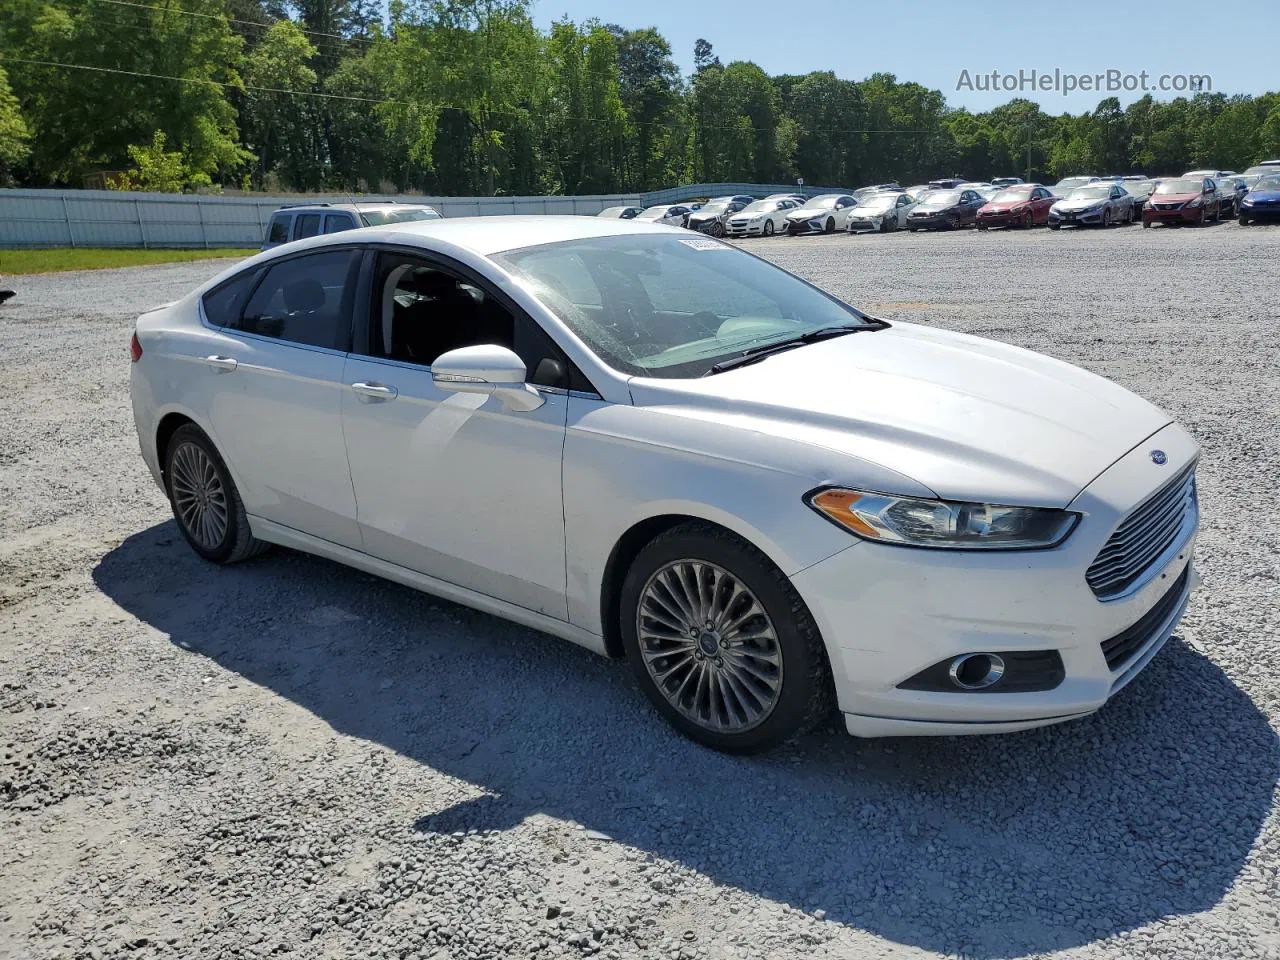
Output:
top-left (155, 411), bottom-right (198, 482)
top-left (596, 509), bottom-right (802, 661)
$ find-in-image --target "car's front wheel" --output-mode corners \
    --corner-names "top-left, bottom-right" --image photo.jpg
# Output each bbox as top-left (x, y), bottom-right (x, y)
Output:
top-left (620, 522), bottom-right (832, 753)
top-left (164, 424), bottom-right (266, 563)
top-left (763, 220), bottom-right (775, 237)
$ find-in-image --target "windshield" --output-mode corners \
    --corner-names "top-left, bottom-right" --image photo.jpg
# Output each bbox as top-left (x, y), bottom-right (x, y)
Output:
top-left (1124, 180), bottom-right (1156, 196)
top-left (859, 195), bottom-right (896, 211)
top-left (1155, 179), bottom-right (1204, 195)
top-left (637, 206), bottom-right (674, 218)
top-left (797, 197), bottom-right (839, 211)
top-left (741, 200), bottom-right (776, 213)
top-left (359, 207), bottom-right (441, 225)
top-left (696, 201), bottom-right (730, 214)
top-left (1068, 186), bottom-right (1111, 200)
top-left (1053, 178), bottom-right (1092, 192)
top-left (991, 187), bottom-right (1034, 202)
top-left (1254, 177), bottom-right (1280, 192)
top-left (493, 234), bottom-right (870, 379)
top-left (918, 190), bottom-right (960, 207)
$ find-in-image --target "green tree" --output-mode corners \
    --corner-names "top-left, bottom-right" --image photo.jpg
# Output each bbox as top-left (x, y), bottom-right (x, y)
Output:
top-left (111, 129), bottom-right (212, 191)
top-left (0, 67), bottom-right (32, 184)
top-left (240, 20), bottom-right (324, 190)
top-left (7, 0), bottom-right (247, 185)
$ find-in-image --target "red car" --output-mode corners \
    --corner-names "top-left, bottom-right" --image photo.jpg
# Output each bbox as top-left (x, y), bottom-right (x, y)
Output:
top-left (976, 184), bottom-right (1056, 229)
top-left (1142, 177), bottom-right (1221, 227)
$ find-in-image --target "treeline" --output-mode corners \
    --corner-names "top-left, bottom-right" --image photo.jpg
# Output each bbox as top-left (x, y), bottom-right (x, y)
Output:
top-left (2, 0), bottom-right (1279, 194)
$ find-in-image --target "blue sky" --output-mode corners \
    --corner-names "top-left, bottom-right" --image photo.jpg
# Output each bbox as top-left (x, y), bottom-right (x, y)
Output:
top-left (530, 0), bottom-right (1271, 115)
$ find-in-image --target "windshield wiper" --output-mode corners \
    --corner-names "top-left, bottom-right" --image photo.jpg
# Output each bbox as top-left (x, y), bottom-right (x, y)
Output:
top-left (703, 321), bottom-right (885, 376)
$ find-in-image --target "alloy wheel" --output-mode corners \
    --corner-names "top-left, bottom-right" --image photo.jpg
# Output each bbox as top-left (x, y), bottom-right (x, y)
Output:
top-left (169, 441), bottom-right (229, 550)
top-left (636, 560), bottom-right (784, 733)
top-left (764, 220), bottom-right (774, 236)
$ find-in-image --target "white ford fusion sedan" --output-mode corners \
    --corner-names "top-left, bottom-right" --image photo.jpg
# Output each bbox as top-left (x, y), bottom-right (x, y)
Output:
top-left (129, 216), bottom-right (1199, 753)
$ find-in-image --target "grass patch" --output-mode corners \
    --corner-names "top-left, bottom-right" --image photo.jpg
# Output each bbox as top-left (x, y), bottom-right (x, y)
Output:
top-left (0, 247), bottom-right (258, 276)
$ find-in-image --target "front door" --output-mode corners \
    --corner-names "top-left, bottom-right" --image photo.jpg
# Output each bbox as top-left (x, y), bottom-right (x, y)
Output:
top-left (340, 251), bottom-right (571, 619)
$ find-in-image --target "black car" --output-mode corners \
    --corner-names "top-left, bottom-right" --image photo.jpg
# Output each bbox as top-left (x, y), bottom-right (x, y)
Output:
top-left (906, 189), bottom-right (986, 230)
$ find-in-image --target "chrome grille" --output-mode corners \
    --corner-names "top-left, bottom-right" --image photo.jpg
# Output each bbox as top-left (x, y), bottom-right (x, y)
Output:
top-left (1086, 466), bottom-right (1196, 599)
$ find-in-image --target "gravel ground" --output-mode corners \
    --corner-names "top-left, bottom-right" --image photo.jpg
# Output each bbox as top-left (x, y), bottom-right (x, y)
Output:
top-left (2, 222), bottom-right (1279, 960)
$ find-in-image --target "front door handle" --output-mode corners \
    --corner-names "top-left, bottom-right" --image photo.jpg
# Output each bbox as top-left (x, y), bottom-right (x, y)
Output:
top-left (351, 381), bottom-right (398, 402)
top-left (204, 355), bottom-right (238, 372)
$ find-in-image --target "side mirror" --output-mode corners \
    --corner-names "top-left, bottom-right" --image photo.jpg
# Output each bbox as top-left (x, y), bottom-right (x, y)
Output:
top-left (431, 344), bottom-right (544, 412)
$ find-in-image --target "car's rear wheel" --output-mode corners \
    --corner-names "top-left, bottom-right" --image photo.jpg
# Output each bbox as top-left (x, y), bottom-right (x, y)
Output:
top-left (620, 522), bottom-right (832, 753)
top-left (165, 424), bottom-right (266, 564)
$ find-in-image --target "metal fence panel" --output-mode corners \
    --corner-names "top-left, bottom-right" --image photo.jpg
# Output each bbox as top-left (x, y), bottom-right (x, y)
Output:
top-left (0, 184), bottom-right (846, 249)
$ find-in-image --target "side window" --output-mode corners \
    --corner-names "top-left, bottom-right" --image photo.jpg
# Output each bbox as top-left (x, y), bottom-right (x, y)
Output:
top-left (898, 195), bottom-right (910, 206)
top-left (324, 214), bottom-right (356, 234)
top-left (294, 213), bottom-right (322, 239)
top-left (201, 270), bottom-right (259, 327)
top-left (236, 249), bottom-right (359, 350)
top-left (366, 254), bottom-right (576, 388)
top-left (266, 215), bottom-right (290, 245)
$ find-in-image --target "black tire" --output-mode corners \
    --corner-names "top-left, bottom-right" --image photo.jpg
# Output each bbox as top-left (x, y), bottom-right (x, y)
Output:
top-left (164, 424), bottom-right (268, 564)
top-left (1239, 214), bottom-right (1249, 226)
top-left (1023, 211), bottom-right (1034, 229)
top-left (1049, 222), bottom-right (1060, 230)
top-left (711, 221), bottom-right (725, 238)
top-left (1143, 219), bottom-right (1151, 229)
top-left (1101, 209), bottom-right (1111, 228)
top-left (619, 521), bottom-right (834, 753)
top-left (824, 217), bottom-right (835, 234)
top-left (763, 220), bottom-right (775, 237)
top-left (976, 222), bottom-right (988, 231)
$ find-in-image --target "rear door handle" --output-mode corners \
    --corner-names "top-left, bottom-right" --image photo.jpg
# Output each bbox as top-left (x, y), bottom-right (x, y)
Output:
top-left (351, 381), bottom-right (398, 402)
top-left (204, 355), bottom-right (238, 372)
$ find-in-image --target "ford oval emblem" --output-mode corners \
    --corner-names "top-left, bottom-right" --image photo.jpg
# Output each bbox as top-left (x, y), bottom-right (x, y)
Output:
top-left (1150, 450), bottom-right (1168, 465)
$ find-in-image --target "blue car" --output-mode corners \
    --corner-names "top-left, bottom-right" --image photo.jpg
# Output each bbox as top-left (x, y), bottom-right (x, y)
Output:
top-left (1238, 175), bottom-right (1280, 225)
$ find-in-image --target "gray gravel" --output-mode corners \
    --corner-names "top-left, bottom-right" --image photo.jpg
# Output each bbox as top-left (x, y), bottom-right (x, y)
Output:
top-left (3, 222), bottom-right (1280, 960)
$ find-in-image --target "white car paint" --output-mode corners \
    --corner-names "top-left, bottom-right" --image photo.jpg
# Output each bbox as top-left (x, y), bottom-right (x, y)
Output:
top-left (723, 199), bottom-right (798, 237)
top-left (846, 193), bottom-right (918, 232)
top-left (130, 216), bottom-right (1199, 744)
top-left (783, 195), bottom-right (859, 234)
top-left (632, 204), bottom-right (691, 227)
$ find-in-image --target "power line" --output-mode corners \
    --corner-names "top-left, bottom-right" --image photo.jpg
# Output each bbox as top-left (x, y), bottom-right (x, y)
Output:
top-left (90, 0), bottom-right (375, 46)
top-left (0, 56), bottom-right (942, 137)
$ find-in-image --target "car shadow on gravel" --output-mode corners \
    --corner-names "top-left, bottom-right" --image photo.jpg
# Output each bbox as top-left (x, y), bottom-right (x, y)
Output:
top-left (94, 523), bottom-right (1280, 960)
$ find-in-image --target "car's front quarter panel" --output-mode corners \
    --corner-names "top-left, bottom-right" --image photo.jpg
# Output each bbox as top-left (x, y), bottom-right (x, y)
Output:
top-left (561, 392), bottom-right (933, 637)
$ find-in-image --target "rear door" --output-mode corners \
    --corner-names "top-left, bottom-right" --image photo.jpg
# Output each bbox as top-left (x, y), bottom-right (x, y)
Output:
top-left (198, 246), bottom-right (364, 547)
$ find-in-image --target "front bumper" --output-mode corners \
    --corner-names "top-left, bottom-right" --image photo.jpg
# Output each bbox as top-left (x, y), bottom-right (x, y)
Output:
top-left (846, 217), bottom-right (884, 233)
top-left (977, 209), bottom-right (1023, 227)
top-left (724, 220), bottom-right (767, 237)
top-left (1143, 205), bottom-right (1200, 225)
top-left (1049, 208), bottom-right (1105, 226)
top-left (1238, 203), bottom-right (1280, 222)
top-left (906, 215), bottom-right (954, 230)
top-left (790, 422), bottom-right (1200, 738)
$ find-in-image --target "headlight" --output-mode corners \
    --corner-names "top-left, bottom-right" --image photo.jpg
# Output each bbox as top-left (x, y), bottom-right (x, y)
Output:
top-left (806, 488), bottom-right (1079, 550)
top-left (1186, 197), bottom-right (1202, 208)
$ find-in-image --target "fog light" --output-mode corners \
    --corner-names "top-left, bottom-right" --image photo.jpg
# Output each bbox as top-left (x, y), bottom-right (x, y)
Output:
top-left (947, 653), bottom-right (1006, 690)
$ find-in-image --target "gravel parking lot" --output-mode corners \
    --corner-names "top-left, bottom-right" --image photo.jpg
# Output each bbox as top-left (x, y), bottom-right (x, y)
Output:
top-left (3, 221), bottom-right (1279, 960)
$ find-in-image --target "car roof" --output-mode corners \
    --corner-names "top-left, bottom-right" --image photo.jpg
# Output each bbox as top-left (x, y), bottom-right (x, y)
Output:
top-left (370, 214), bottom-right (680, 256)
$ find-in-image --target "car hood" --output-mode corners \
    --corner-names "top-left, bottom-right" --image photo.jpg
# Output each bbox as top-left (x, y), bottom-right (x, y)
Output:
top-left (628, 322), bottom-right (1171, 508)
top-left (981, 199), bottom-right (1029, 211)
top-left (910, 205), bottom-right (956, 215)
top-left (1053, 198), bottom-right (1105, 211)
top-left (850, 206), bottom-right (891, 216)
top-left (787, 209), bottom-right (828, 219)
top-left (1150, 193), bottom-right (1197, 203)
top-left (1244, 190), bottom-right (1280, 201)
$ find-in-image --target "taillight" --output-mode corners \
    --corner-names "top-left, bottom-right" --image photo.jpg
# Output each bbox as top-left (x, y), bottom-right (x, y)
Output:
top-left (130, 332), bottom-right (143, 363)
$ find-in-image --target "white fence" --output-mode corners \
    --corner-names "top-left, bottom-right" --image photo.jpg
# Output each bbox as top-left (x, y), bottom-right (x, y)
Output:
top-left (0, 183), bottom-right (852, 249)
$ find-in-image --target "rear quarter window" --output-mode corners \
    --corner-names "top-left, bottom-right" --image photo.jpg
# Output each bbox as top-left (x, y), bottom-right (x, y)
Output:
top-left (294, 213), bottom-right (322, 239)
top-left (266, 216), bottom-right (290, 245)
top-left (201, 270), bottom-right (259, 327)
